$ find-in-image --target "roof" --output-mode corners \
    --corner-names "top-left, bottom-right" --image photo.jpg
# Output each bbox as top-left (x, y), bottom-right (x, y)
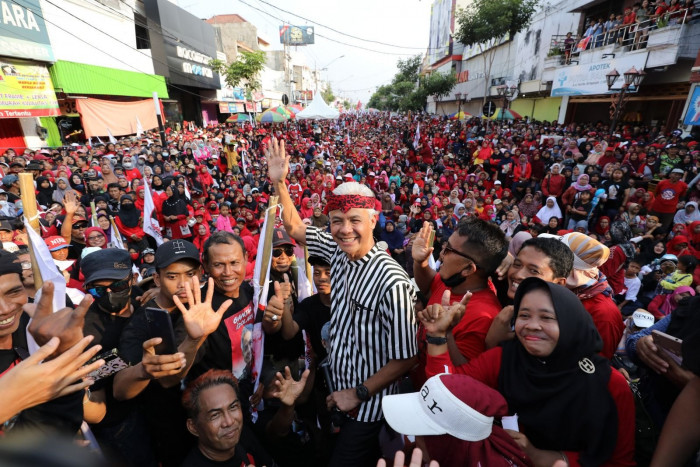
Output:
top-left (206, 14), bottom-right (249, 24)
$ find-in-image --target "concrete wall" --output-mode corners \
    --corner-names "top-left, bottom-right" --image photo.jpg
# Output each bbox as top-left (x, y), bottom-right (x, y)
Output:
top-left (210, 21), bottom-right (259, 63)
top-left (41, 0), bottom-right (155, 74)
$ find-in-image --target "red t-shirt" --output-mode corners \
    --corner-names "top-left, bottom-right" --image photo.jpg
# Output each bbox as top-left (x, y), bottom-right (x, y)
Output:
top-left (652, 179), bottom-right (687, 213)
top-left (581, 293), bottom-right (625, 359)
top-left (426, 348), bottom-right (636, 467)
top-left (413, 274), bottom-right (502, 385)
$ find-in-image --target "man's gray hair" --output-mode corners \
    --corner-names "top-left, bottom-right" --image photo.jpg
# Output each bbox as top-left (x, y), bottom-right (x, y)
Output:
top-left (331, 182), bottom-right (378, 217)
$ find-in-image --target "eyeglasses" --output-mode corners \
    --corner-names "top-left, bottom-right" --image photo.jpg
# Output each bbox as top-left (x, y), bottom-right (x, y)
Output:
top-left (88, 235), bottom-right (105, 241)
top-left (87, 275), bottom-right (132, 298)
top-left (272, 246), bottom-right (295, 258)
top-left (72, 224), bottom-right (87, 230)
top-left (442, 243), bottom-right (480, 268)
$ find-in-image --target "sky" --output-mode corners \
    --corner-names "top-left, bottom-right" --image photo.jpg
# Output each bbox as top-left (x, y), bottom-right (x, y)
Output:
top-left (177, 0), bottom-right (433, 104)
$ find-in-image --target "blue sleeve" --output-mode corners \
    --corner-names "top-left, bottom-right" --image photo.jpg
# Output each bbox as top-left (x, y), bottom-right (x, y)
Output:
top-left (626, 315), bottom-right (671, 361)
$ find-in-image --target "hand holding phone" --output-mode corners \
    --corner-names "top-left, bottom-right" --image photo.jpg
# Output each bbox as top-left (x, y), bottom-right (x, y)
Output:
top-left (145, 307), bottom-right (177, 355)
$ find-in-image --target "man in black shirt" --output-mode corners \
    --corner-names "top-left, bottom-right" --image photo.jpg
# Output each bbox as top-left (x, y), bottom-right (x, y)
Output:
top-left (182, 369), bottom-right (277, 467)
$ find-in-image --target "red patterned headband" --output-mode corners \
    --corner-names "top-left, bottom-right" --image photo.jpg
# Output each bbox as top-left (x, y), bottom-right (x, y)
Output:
top-left (324, 194), bottom-right (380, 214)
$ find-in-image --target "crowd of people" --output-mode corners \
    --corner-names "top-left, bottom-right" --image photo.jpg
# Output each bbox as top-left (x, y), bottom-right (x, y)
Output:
top-left (1, 112), bottom-right (700, 466)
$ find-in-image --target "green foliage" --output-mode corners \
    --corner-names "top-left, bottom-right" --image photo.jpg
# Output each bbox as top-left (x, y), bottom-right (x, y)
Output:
top-left (455, 0), bottom-right (538, 47)
top-left (321, 83), bottom-right (335, 103)
top-left (367, 55), bottom-right (456, 112)
top-left (342, 99), bottom-right (352, 109)
top-left (209, 50), bottom-right (267, 95)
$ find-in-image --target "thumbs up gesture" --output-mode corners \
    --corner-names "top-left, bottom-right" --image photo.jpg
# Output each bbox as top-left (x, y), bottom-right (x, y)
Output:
top-left (417, 289), bottom-right (472, 337)
top-left (265, 275), bottom-right (291, 326)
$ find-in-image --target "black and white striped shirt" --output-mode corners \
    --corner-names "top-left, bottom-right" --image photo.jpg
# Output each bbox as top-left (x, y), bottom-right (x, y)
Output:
top-left (306, 226), bottom-right (417, 422)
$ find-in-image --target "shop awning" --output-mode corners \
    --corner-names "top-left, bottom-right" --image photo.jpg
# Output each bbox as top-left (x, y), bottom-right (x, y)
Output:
top-left (76, 98), bottom-right (159, 138)
top-left (50, 61), bottom-right (169, 98)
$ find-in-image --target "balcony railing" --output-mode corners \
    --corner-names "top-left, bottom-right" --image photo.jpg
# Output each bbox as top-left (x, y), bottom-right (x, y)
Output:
top-left (547, 7), bottom-right (697, 65)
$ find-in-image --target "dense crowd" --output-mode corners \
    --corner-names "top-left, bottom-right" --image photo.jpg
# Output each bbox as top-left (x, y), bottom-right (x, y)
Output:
top-left (1, 112), bottom-right (700, 467)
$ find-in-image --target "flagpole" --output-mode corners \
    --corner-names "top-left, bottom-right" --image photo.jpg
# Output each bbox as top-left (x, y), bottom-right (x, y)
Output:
top-left (18, 173), bottom-right (43, 289)
top-left (257, 196), bottom-right (279, 289)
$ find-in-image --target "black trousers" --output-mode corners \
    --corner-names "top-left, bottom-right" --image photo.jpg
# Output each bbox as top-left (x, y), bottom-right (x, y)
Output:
top-left (329, 418), bottom-right (383, 467)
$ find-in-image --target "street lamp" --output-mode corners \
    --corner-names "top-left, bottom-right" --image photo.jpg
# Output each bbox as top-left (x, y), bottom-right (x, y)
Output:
top-left (607, 66), bottom-right (645, 135)
top-left (496, 84), bottom-right (517, 121)
top-left (455, 92), bottom-right (462, 119)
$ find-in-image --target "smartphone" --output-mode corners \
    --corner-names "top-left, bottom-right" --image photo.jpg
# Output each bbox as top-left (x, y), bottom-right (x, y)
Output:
top-left (651, 330), bottom-right (683, 365)
top-left (145, 307), bottom-right (178, 355)
top-left (87, 348), bottom-right (129, 381)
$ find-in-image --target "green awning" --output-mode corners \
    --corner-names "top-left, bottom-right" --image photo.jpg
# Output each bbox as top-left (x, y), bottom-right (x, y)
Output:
top-left (49, 61), bottom-right (169, 98)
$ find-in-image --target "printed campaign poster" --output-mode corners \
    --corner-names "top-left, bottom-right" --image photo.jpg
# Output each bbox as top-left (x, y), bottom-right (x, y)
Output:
top-left (0, 60), bottom-right (59, 118)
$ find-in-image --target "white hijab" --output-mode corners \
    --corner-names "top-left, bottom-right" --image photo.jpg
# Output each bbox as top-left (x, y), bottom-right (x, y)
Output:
top-left (535, 196), bottom-right (563, 225)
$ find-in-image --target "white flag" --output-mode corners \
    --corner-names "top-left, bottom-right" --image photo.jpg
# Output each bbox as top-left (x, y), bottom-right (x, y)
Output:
top-left (413, 123), bottom-right (420, 150)
top-left (24, 220), bottom-right (67, 354)
top-left (296, 258), bottom-right (313, 301)
top-left (142, 177), bottom-right (164, 245)
top-left (107, 128), bottom-right (117, 144)
top-left (109, 217), bottom-right (126, 250)
top-left (136, 117), bottom-right (144, 138)
top-left (96, 135), bottom-right (104, 145)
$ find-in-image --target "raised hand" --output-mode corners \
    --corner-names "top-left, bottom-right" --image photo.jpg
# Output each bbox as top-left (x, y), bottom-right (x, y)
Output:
top-left (266, 136), bottom-right (289, 184)
top-left (0, 336), bottom-right (104, 424)
top-left (175, 277), bottom-right (232, 341)
top-left (412, 221), bottom-right (434, 264)
top-left (271, 366), bottom-right (310, 407)
top-left (63, 190), bottom-right (80, 215)
top-left (417, 289), bottom-right (471, 336)
top-left (264, 277), bottom-right (289, 325)
top-left (27, 281), bottom-right (92, 356)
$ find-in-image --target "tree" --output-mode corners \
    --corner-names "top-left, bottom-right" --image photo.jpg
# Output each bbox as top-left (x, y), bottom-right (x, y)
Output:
top-left (455, 0), bottom-right (538, 105)
top-left (209, 50), bottom-right (267, 96)
top-left (342, 99), bottom-right (352, 110)
top-left (321, 83), bottom-right (335, 104)
top-left (367, 55), bottom-right (456, 112)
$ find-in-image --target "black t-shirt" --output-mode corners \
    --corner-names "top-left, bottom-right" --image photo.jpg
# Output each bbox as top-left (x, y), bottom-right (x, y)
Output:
top-left (181, 427), bottom-right (277, 467)
top-left (293, 294), bottom-right (330, 360)
top-left (190, 282), bottom-right (257, 381)
top-left (67, 241), bottom-right (86, 260)
top-left (118, 301), bottom-right (194, 465)
top-left (264, 270), bottom-right (304, 363)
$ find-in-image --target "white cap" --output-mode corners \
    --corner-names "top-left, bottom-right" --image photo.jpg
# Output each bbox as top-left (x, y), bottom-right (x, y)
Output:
top-left (632, 309), bottom-right (655, 328)
top-left (382, 373), bottom-right (494, 441)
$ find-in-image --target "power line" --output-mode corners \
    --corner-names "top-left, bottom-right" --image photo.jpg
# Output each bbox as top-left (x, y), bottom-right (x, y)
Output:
top-left (237, 0), bottom-right (419, 57)
top-left (254, 0), bottom-right (432, 51)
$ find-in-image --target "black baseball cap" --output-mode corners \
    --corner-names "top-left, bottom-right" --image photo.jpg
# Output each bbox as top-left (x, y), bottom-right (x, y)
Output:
top-left (308, 255), bottom-right (330, 267)
top-left (82, 248), bottom-right (132, 285)
top-left (272, 228), bottom-right (293, 247)
top-left (154, 239), bottom-right (201, 269)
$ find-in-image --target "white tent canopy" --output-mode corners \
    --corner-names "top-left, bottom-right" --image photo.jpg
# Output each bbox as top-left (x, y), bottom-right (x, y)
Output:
top-left (295, 92), bottom-right (340, 120)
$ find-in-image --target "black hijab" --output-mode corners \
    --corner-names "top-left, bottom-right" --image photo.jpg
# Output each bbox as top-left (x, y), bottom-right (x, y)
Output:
top-left (498, 278), bottom-right (618, 467)
top-left (162, 185), bottom-right (188, 217)
top-left (117, 194), bottom-right (140, 228)
top-left (35, 176), bottom-right (54, 207)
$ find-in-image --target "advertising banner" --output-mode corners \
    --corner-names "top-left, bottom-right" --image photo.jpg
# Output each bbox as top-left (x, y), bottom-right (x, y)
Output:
top-left (683, 85), bottom-right (700, 126)
top-left (551, 53), bottom-right (648, 97)
top-left (0, 0), bottom-right (53, 61)
top-left (427, 0), bottom-right (452, 66)
top-left (279, 25), bottom-right (314, 45)
top-left (0, 60), bottom-right (59, 118)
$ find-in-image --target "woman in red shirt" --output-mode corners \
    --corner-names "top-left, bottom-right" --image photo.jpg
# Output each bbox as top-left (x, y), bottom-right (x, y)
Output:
top-left (422, 278), bottom-right (635, 466)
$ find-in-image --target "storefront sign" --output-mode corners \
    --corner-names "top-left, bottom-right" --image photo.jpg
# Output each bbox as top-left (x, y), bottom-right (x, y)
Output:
top-left (0, 60), bottom-right (59, 118)
top-left (551, 53), bottom-right (648, 97)
top-left (683, 85), bottom-right (700, 126)
top-left (0, 0), bottom-right (53, 61)
top-left (218, 87), bottom-right (245, 102)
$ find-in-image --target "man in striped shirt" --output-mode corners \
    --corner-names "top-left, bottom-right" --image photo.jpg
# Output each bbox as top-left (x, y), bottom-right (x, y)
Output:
top-left (267, 137), bottom-right (417, 467)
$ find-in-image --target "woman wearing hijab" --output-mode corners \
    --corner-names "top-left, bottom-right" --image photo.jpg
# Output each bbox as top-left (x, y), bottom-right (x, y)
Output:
top-left (84, 226), bottom-right (108, 249)
top-left (593, 216), bottom-right (611, 236)
top-left (162, 185), bottom-right (191, 240)
top-left (192, 222), bottom-right (210, 253)
top-left (599, 220), bottom-right (636, 296)
top-left (673, 201), bottom-right (700, 225)
top-left (533, 196), bottom-right (563, 226)
top-left (499, 210), bottom-right (521, 240)
top-left (114, 194), bottom-right (147, 249)
top-left (648, 285), bottom-right (696, 319)
top-left (35, 176), bottom-right (54, 208)
top-left (52, 177), bottom-right (71, 204)
top-left (423, 277), bottom-right (634, 466)
top-left (381, 219), bottom-right (406, 266)
top-left (299, 197), bottom-right (314, 220)
top-left (517, 193), bottom-right (540, 221)
top-left (561, 174), bottom-right (593, 207)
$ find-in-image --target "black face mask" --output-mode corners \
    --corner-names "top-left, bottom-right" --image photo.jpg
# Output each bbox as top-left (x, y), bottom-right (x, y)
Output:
top-left (121, 203), bottom-right (135, 211)
top-left (97, 287), bottom-right (132, 314)
top-left (442, 269), bottom-right (467, 288)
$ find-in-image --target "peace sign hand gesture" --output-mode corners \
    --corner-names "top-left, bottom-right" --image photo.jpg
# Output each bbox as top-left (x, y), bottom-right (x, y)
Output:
top-left (174, 277), bottom-right (232, 341)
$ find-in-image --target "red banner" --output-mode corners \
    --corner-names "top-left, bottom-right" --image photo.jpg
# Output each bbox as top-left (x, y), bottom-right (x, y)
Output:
top-left (0, 108), bottom-right (60, 118)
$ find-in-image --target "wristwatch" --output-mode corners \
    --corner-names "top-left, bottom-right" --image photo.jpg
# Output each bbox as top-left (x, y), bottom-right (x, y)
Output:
top-left (426, 334), bottom-right (448, 345)
top-left (355, 384), bottom-right (370, 402)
